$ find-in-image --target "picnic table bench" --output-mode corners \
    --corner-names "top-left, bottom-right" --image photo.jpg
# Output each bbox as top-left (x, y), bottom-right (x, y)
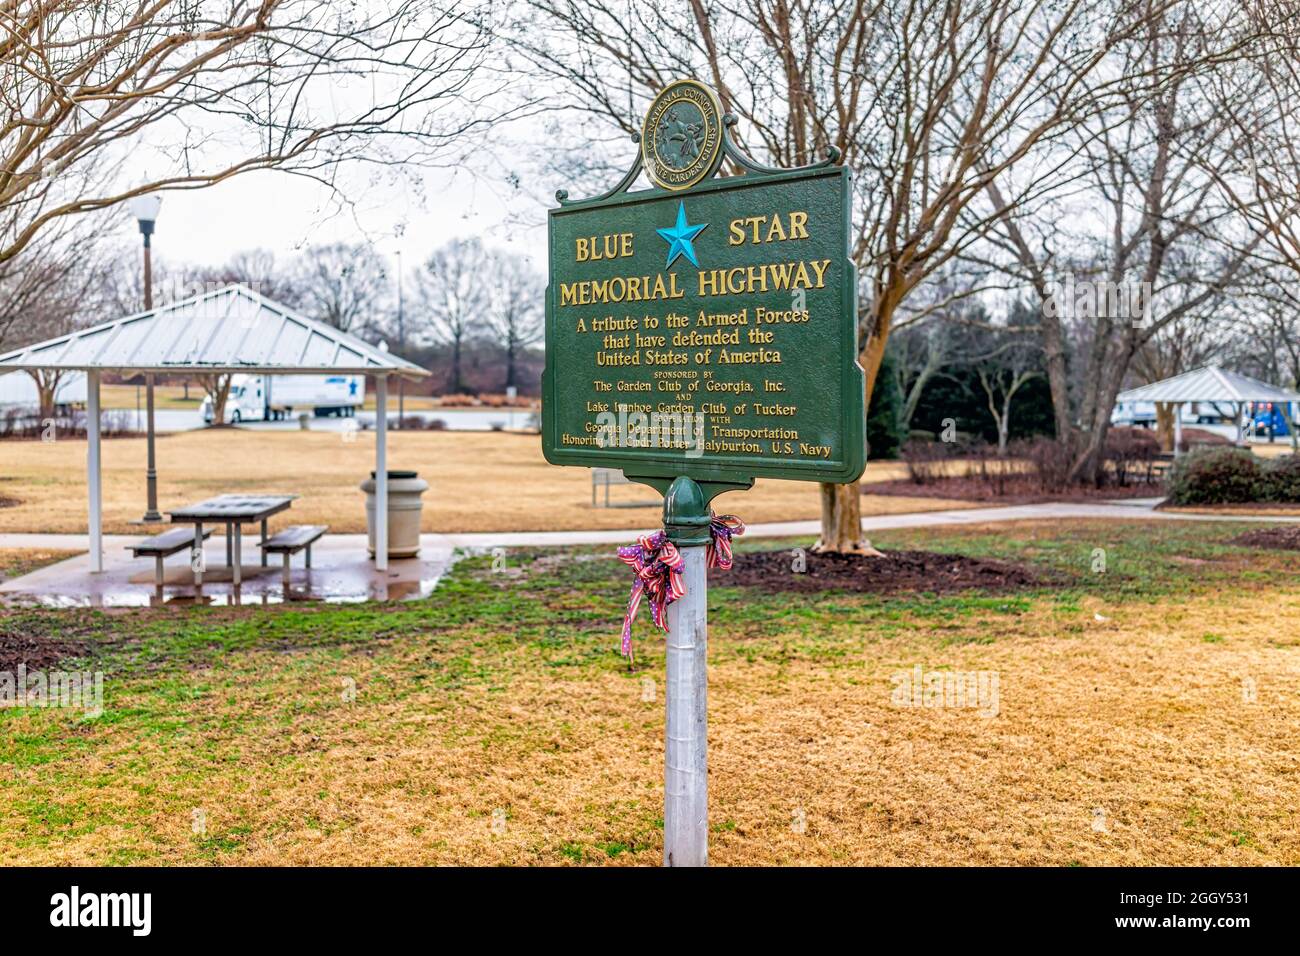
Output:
top-left (127, 527), bottom-right (212, 587)
top-left (258, 524), bottom-right (328, 586)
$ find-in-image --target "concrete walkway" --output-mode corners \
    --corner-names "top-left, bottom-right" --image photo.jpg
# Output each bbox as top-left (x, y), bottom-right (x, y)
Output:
top-left (3, 498), bottom-right (1297, 555)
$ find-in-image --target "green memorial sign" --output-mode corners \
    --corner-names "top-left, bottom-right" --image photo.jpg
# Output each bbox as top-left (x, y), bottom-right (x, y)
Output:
top-left (542, 81), bottom-right (865, 498)
top-left (542, 80), bottom-right (863, 867)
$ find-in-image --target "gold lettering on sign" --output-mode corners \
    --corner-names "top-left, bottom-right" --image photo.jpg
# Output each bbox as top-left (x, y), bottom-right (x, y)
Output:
top-left (727, 212), bottom-right (811, 245)
top-left (697, 259), bottom-right (830, 296)
top-left (576, 233), bottom-right (634, 261)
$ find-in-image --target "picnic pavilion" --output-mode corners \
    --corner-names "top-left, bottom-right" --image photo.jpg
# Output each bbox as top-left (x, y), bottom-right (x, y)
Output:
top-left (0, 285), bottom-right (430, 596)
top-left (1116, 365), bottom-right (1300, 452)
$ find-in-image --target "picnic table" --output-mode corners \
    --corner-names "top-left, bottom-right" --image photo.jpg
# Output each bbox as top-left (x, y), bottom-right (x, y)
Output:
top-left (169, 494), bottom-right (297, 586)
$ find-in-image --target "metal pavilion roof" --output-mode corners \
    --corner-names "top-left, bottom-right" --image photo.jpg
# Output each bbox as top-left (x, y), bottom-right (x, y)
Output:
top-left (1116, 366), bottom-right (1300, 405)
top-left (0, 285), bottom-right (428, 378)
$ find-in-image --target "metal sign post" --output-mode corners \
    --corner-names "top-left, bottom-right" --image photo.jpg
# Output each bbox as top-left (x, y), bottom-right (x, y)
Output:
top-left (542, 79), bottom-right (865, 866)
top-left (661, 476), bottom-right (712, 865)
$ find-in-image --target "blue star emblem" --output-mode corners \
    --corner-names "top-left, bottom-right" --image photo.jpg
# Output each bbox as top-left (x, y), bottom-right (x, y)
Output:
top-left (656, 202), bottom-right (707, 268)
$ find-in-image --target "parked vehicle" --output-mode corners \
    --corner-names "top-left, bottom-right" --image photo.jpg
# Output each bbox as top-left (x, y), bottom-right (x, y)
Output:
top-left (1110, 399), bottom-right (1235, 428)
top-left (1247, 402), bottom-right (1293, 439)
top-left (1110, 401), bottom-right (1158, 427)
top-left (201, 374), bottom-right (364, 423)
top-left (0, 370), bottom-right (86, 413)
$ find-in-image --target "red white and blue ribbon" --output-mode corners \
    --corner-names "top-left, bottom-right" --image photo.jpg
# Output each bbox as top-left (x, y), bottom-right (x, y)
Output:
top-left (617, 514), bottom-right (745, 660)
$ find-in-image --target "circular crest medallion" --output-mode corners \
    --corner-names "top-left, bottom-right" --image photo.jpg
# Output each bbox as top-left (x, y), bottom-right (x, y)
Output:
top-left (641, 80), bottom-right (725, 191)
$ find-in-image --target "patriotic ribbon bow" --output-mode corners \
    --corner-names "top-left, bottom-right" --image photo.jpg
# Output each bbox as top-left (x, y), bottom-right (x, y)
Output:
top-left (616, 514), bottom-right (745, 660)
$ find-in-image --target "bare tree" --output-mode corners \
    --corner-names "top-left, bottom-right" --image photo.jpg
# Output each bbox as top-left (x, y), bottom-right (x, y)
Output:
top-left (187, 249), bottom-right (298, 423)
top-left (416, 238), bottom-right (489, 394)
top-left (507, 0), bottom-right (1231, 550)
top-left (975, 332), bottom-right (1043, 455)
top-left (292, 243), bottom-right (391, 334)
top-left (1, 0), bottom-right (503, 266)
top-left (977, 1), bottom-right (1269, 481)
top-left (0, 216), bottom-right (106, 353)
top-left (1225, 273), bottom-right (1300, 391)
top-left (484, 251), bottom-right (543, 391)
top-left (0, 218), bottom-right (115, 415)
top-left (1207, 16), bottom-right (1300, 283)
top-left (892, 321), bottom-right (951, 433)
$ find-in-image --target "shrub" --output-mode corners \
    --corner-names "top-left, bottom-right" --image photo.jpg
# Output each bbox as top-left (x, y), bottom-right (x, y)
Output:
top-left (1178, 427), bottom-right (1231, 453)
top-left (901, 437), bottom-right (950, 485)
top-left (1016, 436), bottom-right (1074, 493)
top-left (1104, 426), bottom-right (1160, 487)
top-left (435, 393), bottom-right (480, 407)
top-left (1261, 454), bottom-right (1300, 503)
top-left (966, 443), bottom-right (1021, 495)
top-left (1167, 447), bottom-right (1263, 505)
top-left (393, 415), bottom-right (446, 431)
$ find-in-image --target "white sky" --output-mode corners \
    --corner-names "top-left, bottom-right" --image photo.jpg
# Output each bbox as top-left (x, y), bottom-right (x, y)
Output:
top-left (148, 160), bottom-right (551, 276)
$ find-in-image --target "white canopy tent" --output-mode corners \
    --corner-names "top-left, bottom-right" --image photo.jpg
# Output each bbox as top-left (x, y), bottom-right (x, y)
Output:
top-left (0, 285), bottom-right (429, 572)
top-left (1116, 365), bottom-right (1300, 453)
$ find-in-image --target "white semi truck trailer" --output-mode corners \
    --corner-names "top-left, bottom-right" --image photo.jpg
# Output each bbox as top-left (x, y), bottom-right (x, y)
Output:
top-left (202, 374), bottom-right (364, 423)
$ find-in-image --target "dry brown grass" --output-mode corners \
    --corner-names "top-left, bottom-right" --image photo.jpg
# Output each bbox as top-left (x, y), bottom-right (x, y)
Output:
top-left (0, 429), bottom-right (975, 535)
top-left (0, 548), bottom-right (77, 582)
top-left (1246, 443), bottom-right (1298, 460)
top-left (99, 384), bottom-right (202, 411)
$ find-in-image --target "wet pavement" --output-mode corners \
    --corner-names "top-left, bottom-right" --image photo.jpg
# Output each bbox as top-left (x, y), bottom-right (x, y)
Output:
top-left (117, 408), bottom-right (536, 434)
top-left (0, 534), bottom-right (455, 608)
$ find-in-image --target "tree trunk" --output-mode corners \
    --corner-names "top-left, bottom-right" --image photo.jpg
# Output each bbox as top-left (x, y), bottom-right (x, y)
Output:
top-left (1040, 307), bottom-right (1073, 445)
top-left (814, 482), bottom-right (881, 554)
top-left (1069, 372), bottom-right (1126, 485)
top-left (201, 374), bottom-right (233, 425)
top-left (815, 329), bottom-right (885, 555)
top-left (1154, 402), bottom-right (1175, 451)
top-left (452, 338), bottom-right (465, 393)
top-left (30, 370), bottom-right (59, 420)
top-left (505, 337), bottom-right (517, 391)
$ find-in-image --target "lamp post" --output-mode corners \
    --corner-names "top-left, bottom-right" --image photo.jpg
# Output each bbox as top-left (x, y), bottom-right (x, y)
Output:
top-left (130, 194), bottom-right (163, 523)
top-left (396, 249), bottom-right (405, 427)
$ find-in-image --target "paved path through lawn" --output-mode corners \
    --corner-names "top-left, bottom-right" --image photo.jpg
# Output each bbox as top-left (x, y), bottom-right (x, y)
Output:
top-left (3, 498), bottom-right (1297, 554)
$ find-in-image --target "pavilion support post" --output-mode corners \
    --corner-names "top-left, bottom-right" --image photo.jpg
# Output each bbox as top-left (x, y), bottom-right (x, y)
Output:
top-left (1173, 403), bottom-right (1183, 457)
top-left (87, 370), bottom-right (103, 573)
top-left (1236, 403), bottom-right (1245, 443)
top-left (375, 374), bottom-right (388, 572)
top-left (142, 373), bottom-right (162, 522)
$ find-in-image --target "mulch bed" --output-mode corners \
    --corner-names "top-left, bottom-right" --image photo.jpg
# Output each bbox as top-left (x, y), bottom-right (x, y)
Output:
top-left (724, 548), bottom-right (1053, 595)
top-left (863, 477), bottom-right (1162, 504)
top-left (1231, 526), bottom-right (1300, 551)
top-left (0, 630), bottom-right (89, 671)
